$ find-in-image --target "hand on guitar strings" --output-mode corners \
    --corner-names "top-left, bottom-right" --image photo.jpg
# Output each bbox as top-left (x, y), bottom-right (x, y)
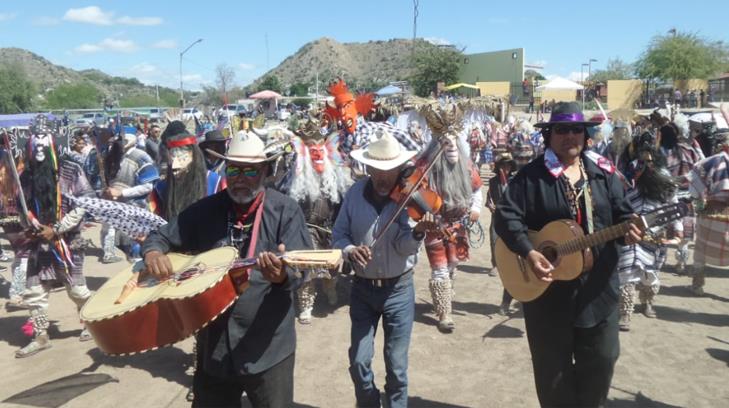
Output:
top-left (258, 243), bottom-right (287, 284)
top-left (144, 250), bottom-right (175, 279)
top-left (624, 214), bottom-right (644, 246)
top-left (526, 250), bottom-right (554, 282)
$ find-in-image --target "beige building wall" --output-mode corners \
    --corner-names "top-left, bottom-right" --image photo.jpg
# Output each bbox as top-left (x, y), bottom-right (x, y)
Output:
top-left (674, 79), bottom-right (709, 93)
top-left (538, 89), bottom-right (577, 102)
top-left (607, 80), bottom-right (643, 109)
top-left (475, 81), bottom-right (511, 97)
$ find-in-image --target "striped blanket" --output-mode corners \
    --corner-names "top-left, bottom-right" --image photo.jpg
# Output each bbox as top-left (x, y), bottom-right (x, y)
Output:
top-left (694, 215), bottom-right (729, 267)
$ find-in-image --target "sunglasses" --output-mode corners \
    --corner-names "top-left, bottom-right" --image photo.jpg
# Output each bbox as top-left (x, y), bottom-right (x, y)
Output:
top-left (225, 166), bottom-right (261, 178)
top-left (553, 124), bottom-right (586, 134)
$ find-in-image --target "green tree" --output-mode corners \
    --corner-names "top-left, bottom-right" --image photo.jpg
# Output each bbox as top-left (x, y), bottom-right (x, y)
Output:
top-left (289, 82), bottom-right (310, 97)
top-left (590, 58), bottom-right (634, 83)
top-left (45, 83), bottom-right (101, 109)
top-left (524, 69), bottom-right (546, 81)
top-left (635, 32), bottom-right (729, 81)
top-left (409, 41), bottom-right (463, 97)
top-left (258, 75), bottom-right (282, 93)
top-left (0, 65), bottom-right (35, 113)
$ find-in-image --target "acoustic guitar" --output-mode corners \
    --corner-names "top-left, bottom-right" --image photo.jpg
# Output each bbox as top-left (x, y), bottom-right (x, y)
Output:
top-left (495, 202), bottom-right (688, 302)
top-left (80, 247), bottom-right (341, 355)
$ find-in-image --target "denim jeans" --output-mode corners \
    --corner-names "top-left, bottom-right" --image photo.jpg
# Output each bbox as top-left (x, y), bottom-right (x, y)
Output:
top-left (349, 272), bottom-right (414, 408)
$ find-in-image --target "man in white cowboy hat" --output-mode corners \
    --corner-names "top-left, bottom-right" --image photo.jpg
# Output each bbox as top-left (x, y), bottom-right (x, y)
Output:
top-left (333, 129), bottom-right (438, 408)
top-left (142, 130), bottom-right (312, 408)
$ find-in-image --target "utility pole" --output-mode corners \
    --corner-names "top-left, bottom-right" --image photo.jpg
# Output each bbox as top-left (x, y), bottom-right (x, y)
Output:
top-left (581, 63), bottom-right (588, 108)
top-left (179, 38), bottom-right (203, 108)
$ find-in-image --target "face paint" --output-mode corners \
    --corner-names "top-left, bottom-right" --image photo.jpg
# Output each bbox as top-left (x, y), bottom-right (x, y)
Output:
top-left (307, 143), bottom-right (326, 174)
top-left (170, 147), bottom-right (194, 177)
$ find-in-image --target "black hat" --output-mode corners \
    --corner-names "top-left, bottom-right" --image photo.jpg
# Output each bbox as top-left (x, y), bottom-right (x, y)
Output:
top-left (534, 102), bottom-right (601, 128)
top-left (202, 129), bottom-right (226, 144)
top-left (161, 120), bottom-right (195, 148)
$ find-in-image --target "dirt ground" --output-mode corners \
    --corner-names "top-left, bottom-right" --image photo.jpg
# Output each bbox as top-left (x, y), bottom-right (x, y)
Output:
top-left (1, 185), bottom-right (729, 407)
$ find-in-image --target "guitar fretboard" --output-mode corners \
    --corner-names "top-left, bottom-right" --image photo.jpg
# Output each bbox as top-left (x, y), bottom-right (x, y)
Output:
top-left (556, 221), bottom-right (632, 256)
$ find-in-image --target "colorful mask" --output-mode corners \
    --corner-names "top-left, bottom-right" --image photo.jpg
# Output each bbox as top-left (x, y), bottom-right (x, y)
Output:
top-left (324, 79), bottom-right (374, 134)
top-left (307, 143), bottom-right (326, 174)
top-left (170, 147), bottom-right (194, 177)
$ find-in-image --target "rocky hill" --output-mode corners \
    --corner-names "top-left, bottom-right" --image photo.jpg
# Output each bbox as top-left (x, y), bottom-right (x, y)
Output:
top-left (0, 47), bottom-right (175, 103)
top-left (249, 37), bottom-right (432, 90)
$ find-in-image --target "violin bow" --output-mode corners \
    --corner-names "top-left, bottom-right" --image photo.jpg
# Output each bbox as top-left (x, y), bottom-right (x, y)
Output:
top-left (369, 143), bottom-right (445, 248)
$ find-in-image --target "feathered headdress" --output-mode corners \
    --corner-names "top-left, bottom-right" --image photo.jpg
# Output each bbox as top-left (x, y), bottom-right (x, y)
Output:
top-left (324, 79), bottom-right (375, 134)
top-left (421, 103), bottom-right (464, 139)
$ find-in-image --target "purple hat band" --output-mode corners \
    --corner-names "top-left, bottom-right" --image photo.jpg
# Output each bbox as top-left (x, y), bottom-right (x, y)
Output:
top-left (549, 113), bottom-right (585, 123)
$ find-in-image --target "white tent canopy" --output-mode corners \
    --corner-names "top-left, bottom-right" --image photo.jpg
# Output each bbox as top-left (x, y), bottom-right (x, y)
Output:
top-left (537, 77), bottom-right (584, 90)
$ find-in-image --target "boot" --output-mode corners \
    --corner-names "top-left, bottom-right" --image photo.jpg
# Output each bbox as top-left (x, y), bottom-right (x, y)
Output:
top-left (619, 283), bottom-right (635, 331)
top-left (16, 308), bottom-right (52, 358)
top-left (429, 279), bottom-right (454, 333)
top-left (296, 281), bottom-right (316, 325)
top-left (498, 289), bottom-right (512, 316)
top-left (691, 265), bottom-right (705, 296)
top-left (639, 284), bottom-right (657, 318)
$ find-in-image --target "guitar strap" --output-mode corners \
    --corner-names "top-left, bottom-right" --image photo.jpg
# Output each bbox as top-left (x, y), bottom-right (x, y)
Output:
top-left (579, 160), bottom-right (595, 234)
top-left (247, 191), bottom-right (266, 260)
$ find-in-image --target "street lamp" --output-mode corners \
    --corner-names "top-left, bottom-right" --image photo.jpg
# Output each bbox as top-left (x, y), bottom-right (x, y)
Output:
top-left (179, 38), bottom-right (203, 108)
top-left (581, 63), bottom-right (589, 107)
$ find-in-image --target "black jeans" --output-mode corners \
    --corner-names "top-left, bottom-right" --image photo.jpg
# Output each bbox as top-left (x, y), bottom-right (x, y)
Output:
top-left (192, 353), bottom-right (295, 408)
top-left (523, 308), bottom-right (620, 407)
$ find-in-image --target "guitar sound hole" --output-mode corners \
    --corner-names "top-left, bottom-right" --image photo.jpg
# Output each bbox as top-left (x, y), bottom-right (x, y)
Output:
top-left (541, 246), bottom-right (558, 264)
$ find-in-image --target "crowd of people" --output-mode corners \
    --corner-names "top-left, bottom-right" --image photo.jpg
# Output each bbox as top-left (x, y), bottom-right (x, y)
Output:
top-left (1, 78), bottom-right (728, 407)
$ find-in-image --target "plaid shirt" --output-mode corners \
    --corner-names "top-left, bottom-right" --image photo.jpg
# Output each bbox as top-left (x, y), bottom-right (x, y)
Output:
top-left (688, 151), bottom-right (729, 203)
top-left (664, 143), bottom-right (704, 188)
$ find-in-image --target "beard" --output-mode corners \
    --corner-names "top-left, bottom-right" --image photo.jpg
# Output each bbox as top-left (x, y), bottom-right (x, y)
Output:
top-left (227, 183), bottom-right (264, 205)
top-left (29, 154), bottom-right (58, 224)
top-left (289, 148), bottom-right (351, 204)
top-left (165, 149), bottom-right (208, 219)
top-left (426, 139), bottom-right (472, 215)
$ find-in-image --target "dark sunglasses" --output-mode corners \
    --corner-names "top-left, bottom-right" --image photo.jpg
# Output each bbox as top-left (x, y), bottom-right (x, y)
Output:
top-left (225, 166), bottom-right (261, 178)
top-left (553, 124), bottom-right (586, 134)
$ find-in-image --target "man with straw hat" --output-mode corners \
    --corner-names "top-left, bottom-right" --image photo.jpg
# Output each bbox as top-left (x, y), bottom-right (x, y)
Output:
top-left (333, 129), bottom-right (438, 408)
top-left (143, 130), bottom-right (312, 407)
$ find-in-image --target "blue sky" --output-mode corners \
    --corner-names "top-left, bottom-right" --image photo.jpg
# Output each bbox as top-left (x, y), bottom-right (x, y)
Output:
top-left (0, 1), bottom-right (727, 90)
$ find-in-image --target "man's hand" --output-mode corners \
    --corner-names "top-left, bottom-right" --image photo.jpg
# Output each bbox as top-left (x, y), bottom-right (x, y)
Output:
top-left (37, 225), bottom-right (56, 241)
top-left (347, 245), bottom-right (371, 268)
top-left (259, 244), bottom-right (286, 284)
top-left (526, 250), bottom-right (554, 282)
top-left (624, 214), bottom-right (644, 245)
top-left (144, 250), bottom-right (174, 279)
top-left (414, 212), bottom-right (438, 234)
top-left (103, 187), bottom-right (122, 200)
top-left (469, 210), bottom-right (480, 223)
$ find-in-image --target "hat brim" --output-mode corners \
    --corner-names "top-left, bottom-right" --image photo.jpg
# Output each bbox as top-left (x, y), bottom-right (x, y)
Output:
top-left (350, 149), bottom-right (417, 171)
top-left (205, 148), bottom-right (282, 164)
top-left (534, 120), bottom-right (601, 129)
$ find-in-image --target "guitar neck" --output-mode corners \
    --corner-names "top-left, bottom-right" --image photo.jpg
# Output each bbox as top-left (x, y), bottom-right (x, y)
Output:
top-left (556, 221), bottom-right (632, 257)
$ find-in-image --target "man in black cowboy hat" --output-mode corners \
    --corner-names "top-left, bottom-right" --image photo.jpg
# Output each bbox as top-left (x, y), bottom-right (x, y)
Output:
top-left (495, 102), bottom-right (642, 407)
top-left (199, 129), bottom-right (228, 173)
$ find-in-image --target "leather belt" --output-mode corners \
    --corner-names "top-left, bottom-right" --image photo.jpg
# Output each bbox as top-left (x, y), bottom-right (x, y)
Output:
top-left (354, 270), bottom-right (413, 288)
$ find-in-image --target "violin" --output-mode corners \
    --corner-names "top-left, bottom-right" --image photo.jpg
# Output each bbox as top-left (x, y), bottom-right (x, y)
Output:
top-left (389, 165), bottom-right (442, 221)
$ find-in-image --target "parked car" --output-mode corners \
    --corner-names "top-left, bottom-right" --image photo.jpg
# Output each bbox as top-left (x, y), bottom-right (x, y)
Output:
top-left (75, 112), bottom-right (107, 127)
top-left (182, 107), bottom-right (202, 121)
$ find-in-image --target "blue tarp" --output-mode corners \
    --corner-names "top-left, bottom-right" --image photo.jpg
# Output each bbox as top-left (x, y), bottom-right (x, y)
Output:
top-left (0, 113), bottom-right (57, 128)
top-left (375, 85), bottom-right (402, 96)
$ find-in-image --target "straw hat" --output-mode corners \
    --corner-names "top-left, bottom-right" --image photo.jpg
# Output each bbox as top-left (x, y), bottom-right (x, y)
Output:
top-left (350, 129), bottom-right (417, 170)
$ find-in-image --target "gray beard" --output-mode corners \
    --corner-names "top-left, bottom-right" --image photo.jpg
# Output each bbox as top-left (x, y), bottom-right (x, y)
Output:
top-left (227, 185), bottom-right (264, 205)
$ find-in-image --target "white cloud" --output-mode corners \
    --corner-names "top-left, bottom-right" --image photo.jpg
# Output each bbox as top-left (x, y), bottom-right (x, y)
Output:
top-left (33, 16), bottom-right (60, 26)
top-left (74, 38), bottom-right (138, 54)
top-left (130, 63), bottom-right (158, 75)
top-left (424, 37), bottom-right (452, 46)
top-left (238, 63), bottom-right (255, 70)
top-left (182, 74), bottom-right (203, 82)
top-left (62, 6), bottom-right (162, 26)
top-left (0, 12), bottom-right (18, 22)
top-left (152, 39), bottom-right (177, 49)
top-left (117, 16), bottom-right (162, 26)
top-left (63, 6), bottom-right (113, 25)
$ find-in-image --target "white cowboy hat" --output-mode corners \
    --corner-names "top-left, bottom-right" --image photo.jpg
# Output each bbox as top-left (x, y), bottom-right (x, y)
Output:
top-left (350, 129), bottom-right (417, 170)
top-left (206, 130), bottom-right (282, 164)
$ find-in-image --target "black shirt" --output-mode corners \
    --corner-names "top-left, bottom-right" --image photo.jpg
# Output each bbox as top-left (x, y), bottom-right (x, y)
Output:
top-left (494, 152), bottom-right (633, 327)
top-left (142, 188), bottom-right (312, 376)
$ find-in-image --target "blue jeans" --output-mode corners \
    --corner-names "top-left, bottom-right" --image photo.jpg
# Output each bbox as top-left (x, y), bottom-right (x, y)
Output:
top-left (349, 272), bottom-right (414, 408)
